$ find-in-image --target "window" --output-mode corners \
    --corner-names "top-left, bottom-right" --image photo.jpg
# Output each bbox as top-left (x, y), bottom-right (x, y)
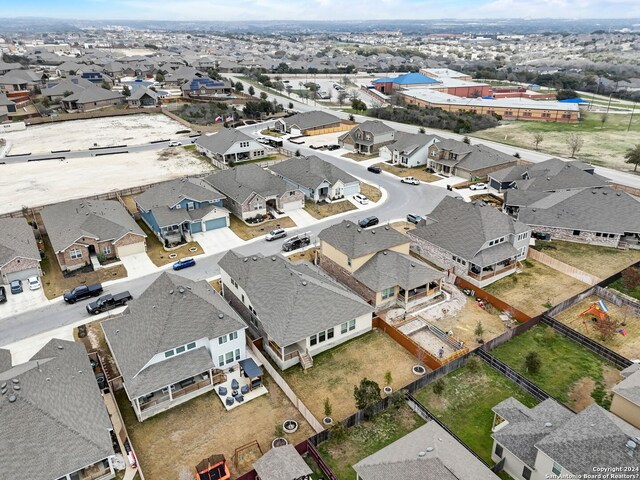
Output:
top-left (348, 319), bottom-right (355, 331)
top-left (70, 248), bottom-right (82, 259)
top-left (186, 201), bottom-right (195, 211)
top-left (218, 354), bottom-right (224, 366)
top-left (310, 334), bottom-right (317, 346)
top-left (229, 331), bottom-right (238, 341)
top-left (596, 232), bottom-right (601, 237)
top-left (494, 443), bottom-right (503, 458)
top-left (327, 328), bottom-right (334, 339)
top-left (341, 322), bottom-right (348, 334)
top-left (187, 342), bottom-right (196, 350)
top-left (175, 203), bottom-right (181, 209)
top-left (522, 466), bottom-right (532, 480)
top-left (102, 245), bottom-right (111, 255)
top-left (347, 257), bottom-right (352, 267)
top-left (176, 345), bottom-right (186, 354)
top-left (573, 230), bottom-right (581, 236)
top-left (381, 287), bottom-right (395, 300)
top-left (225, 351), bottom-right (234, 364)
top-left (235, 348), bottom-right (241, 360)
top-left (218, 335), bottom-right (228, 345)
top-left (164, 350), bottom-right (175, 358)
top-left (552, 462), bottom-right (562, 476)
top-left (319, 331), bottom-right (326, 343)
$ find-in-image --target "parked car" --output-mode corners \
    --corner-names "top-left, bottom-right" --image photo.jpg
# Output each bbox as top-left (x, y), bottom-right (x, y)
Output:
top-left (401, 176), bottom-right (420, 185)
top-left (282, 233), bottom-right (311, 252)
top-left (532, 232), bottom-right (551, 241)
top-left (359, 216), bottom-right (379, 228)
top-left (256, 137), bottom-right (270, 144)
top-left (469, 182), bottom-right (487, 191)
top-left (407, 213), bottom-right (423, 224)
top-left (326, 144), bottom-right (340, 151)
top-left (0, 286), bottom-right (6, 303)
top-left (64, 284), bottom-right (103, 304)
top-left (86, 291), bottom-right (133, 315)
top-left (168, 140), bottom-right (182, 147)
top-left (28, 276), bottom-right (41, 290)
top-left (353, 194), bottom-right (369, 205)
top-left (172, 258), bottom-right (196, 270)
top-left (10, 280), bottom-right (23, 295)
top-left (266, 228), bottom-right (287, 241)
top-left (367, 165), bottom-right (382, 174)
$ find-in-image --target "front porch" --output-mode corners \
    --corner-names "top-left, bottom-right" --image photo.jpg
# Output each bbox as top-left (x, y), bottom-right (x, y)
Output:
top-left (354, 142), bottom-right (373, 154)
top-left (160, 222), bottom-right (193, 248)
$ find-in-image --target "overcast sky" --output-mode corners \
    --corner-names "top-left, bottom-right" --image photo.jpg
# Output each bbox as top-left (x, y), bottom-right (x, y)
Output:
top-left (6, 0), bottom-right (640, 21)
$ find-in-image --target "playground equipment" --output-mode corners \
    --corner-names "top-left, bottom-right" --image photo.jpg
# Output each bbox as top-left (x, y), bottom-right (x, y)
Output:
top-left (580, 300), bottom-right (609, 322)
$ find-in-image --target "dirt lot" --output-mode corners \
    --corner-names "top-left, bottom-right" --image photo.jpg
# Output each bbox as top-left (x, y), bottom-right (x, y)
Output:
top-left (281, 330), bottom-right (419, 422)
top-left (533, 241), bottom-right (640, 279)
top-left (0, 148), bottom-right (214, 215)
top-left (136, 220), bottom-right (204, 267)
top-left (342, 152), bottom-right (376, 162)
top-left (116, 379), bottom-right (314, 479)
top-left (304, 199), bottom-right (356, 219)
top-left (360, 183), bottom-right (382, 203)
top-left (228, 215), bottom-right (296, 241)
top-left (3, 114), bottom-right (190, 155)
top-left (374, 162), bottom-right (440, 182)
top-left (554, 295), bottom-right (640, 359)
top-left (485, 259), bottom-right (589, 316)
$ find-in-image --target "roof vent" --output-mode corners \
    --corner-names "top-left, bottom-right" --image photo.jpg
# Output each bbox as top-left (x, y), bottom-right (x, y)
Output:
top-left (8, 394), bottom-right (16, 403)
top-left (383, 251), bottom-right (388, 255)
top-left (346, 223), bottom-right (350, 228)
top-left (627, 440), bottom-right (637, 450)
top-left (46, 378), bottom-right (51, 382)
top-left (13, 385), bottom-right (21, 391)
top-left (178, 287), bottom-right (185, 294)
top-left (426, 447), bottom-right (434, 452)
top-left (218, 313), bottom-right (224, 319)
top-left (592, 190), bottom-right (597, 194)
top-left (169, 289), bottom-right (174, 295)
top-left (616, 193), bottom-right (621, 196)
top-left (371, 230), bottom-right (376, 234)
top-left (252, 256), bottom-right (257, 261)
top-left (271, 256), bottom-right (276, 261)
top-left (603, 191), bottom-right (607, 195)
top-left (302, 281), bottom-right (307, 286)
top-left (544, 422), bottom-right (553, 427)
top-left (115, 329), bottom-right (120, 334)
top-left (243, 257), bottom-right (248, 262)
top-left (1, 382), bottom-right (6, 389)
top-left (411, 264), bottom-right (416, 268)
top-left (57, 345), bottom-right (64, 350)
top-left (385, 226), bottom-right (389, 230)
top-left (12, 379), bottom-right (19, 384)
top-left (418, 451), bottom-right (426, 457)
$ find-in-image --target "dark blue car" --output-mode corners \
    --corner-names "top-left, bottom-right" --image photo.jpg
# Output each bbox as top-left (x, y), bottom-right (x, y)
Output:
top-left (172, 258), bottom-right (196, 270)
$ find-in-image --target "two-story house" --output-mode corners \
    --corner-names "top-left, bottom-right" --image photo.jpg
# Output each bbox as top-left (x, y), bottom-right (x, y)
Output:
top-left (380, 132), bottom-right (443, 168)
top-left (338, 120), bottom-right (397, 154)
top-left (408, 197), bottom-right (531, 287)
top-left (427, 139), bottom-right (517, 179)
top-left (318, 220), bottom-right (444, 309)
top-left (102, 273), bottom-right (248, 421)
top-left (219, 251), bottom-right (373, 370)
top-left (195, 128), bottom-right (269, 169)
top-left (135, 178), bottom-right (229, 247)
top-left (491, 398), bottom-right (640, 480)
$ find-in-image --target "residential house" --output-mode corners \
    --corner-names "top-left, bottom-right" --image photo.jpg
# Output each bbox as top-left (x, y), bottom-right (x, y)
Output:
top-left (491, 397), bottom-right (640, 480)
top-left (354, 421), bottom-right (499, 480)
top-left (507, 187), bottom-right (640, 249)
top-left (319, 220), bottom-right (444, 309)
top-left (488, 158), bottom-right (608, 192)
top-left (611, 364), bottom-right (640, 429)
top-left (127, 85), bottom-right (159, 107)
top-left (0, 93), bottom-right (16, 122)
top-left (0, 218), bottom-right (42, 285)
top-left (219, 251), bottom-right (373, 370)
top-left (41, 199), bottom-right (146, 272)
top-left (268, 155), bottom-right (360, 202)
top-left (163, 66), bottom-right (203, 86)
top-left (379, 132), bottom-right (442, 167)
top-left (0, 61), bottom-right (23, 75)
top-left (61, 86), bottom-right (125, 112)
top-left (427, 139), bottom-right (517, 179)
top-left (338, 120), bottom-right (396, 154)
top-left (0, 340), bottom-right (116, 480)
top-left (253, 445), bottom-right (313, 480)
top-left (408, 197), bottom-right (530, 287)
top-left (135, 178), bottom-right (229, 247)
top-left (195, 128), bottom-right (268, 168)
top-left (204, 164), bottom-right (304, 221)
top-left (181, 77), bottom-right (233, 99)
top-left (273, 110), bottom-right (347, 136)
top-left (41, 77), bottom-right (94, 102)
top-left (102, 272), bottom-right (247, 421)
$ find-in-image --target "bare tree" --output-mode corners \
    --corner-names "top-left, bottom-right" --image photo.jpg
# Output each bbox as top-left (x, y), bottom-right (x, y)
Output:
top-left (592, 315), bottom-right (619, 342)
top-left (348, 89), bottom-right (359, 101)
top-left (567, 133), bottom-right (585, 158)
top-left (337, 91), bottom-right (348, 106)
top-left (532, 132), bottom-right (544, 150)
top-left (600, 113), bottom-right (608, 128)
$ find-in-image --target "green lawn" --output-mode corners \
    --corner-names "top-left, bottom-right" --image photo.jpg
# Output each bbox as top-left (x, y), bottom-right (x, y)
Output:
top-left (414, 361), bottom-right (538, 464)
top-left (318, 404), bottom-right (425, 480)
top-left (490, 324), bottom-right (618, 410)
top-left (609, 277), bottom-right (640, 301)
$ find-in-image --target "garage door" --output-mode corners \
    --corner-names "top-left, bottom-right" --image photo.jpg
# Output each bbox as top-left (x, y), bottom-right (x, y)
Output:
top-left (190, 221), bottom-right (203, 234)
top-left (282, 200), bottom-right (304, 212)
top-left (116, 241), bottom-right (146, 258)
top-left (4, 267), bottom-right (40, 284)
top-left (204, 218), bottom-right (227, 231)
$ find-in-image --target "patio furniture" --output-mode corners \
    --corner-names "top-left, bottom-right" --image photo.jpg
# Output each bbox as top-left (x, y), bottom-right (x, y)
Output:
top-left (238, 358), bottom-right (264, 390)
top-left (235, 394), bottom-right (244, 403)
top-left (232, 389), bottom-right (239, 397)
top-left (231, 378), bottom-right (239, 390)
top-left (225, 397), bottom-right (234, 406)
top-left (218, 386), bottom-right (228, 396)
top-left (240, 384), bottom-right (250, 395)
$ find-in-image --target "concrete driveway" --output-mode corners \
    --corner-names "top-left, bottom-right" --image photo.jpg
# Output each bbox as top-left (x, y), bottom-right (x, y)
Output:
top-left (119, 253), bottom-right (158, 278)
top-left (0, 283), bottom-right (50, 317)
top-left (192, 228), bottom-right (245, 255)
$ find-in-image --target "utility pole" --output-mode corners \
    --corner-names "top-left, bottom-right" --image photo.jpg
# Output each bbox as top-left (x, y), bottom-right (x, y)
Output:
top-left (628, 102), bottom-right (636, 133)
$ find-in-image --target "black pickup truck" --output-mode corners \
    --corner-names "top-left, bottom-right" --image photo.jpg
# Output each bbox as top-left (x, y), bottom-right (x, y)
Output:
top-left (63, 284), bottom-right (103, 304)
top-left (86, 291), bottom-right (132, 315)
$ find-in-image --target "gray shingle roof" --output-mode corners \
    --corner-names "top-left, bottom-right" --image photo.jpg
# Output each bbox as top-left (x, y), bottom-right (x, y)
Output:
top-left (269, 155), bottom-right (359, 189)
top-left (218, 251), bottom-right (372, 346)
top-left (204, 164), bottom-right (297, 204)
top-left (354, 421), bottom-right (499, 480)
top-left (41, 199), bottom-right (145, 253)
top-left (356, 120), bottom-right (396, 135)
top-left (253, 444), bottom-right (313, 480)
top-left (613, 368), bottom-right (640, 406)
top-left (0, 339), bottom-right (114, 480)
top-left (195, 128), bottom-right (255, 155)
top-left (0, 92), bottom-right (15, 106)
top-left (517, 187), bottom-right (640, 235)
top-left (0, 348), bottom-right (12, 373)
top-left (102, 272), bottom-right (245, 398)
top-left (279, 110), bottom-right (340, 130)
top-left (62, 86), bottom-right (124, 104)
top-left (128, 85), bottom-right (158, 101)
top-left (434, 140), bottom-right (516, 172)
top-left (318, 220), bottom-right (410, 259)
top-left (410, 197), bottom-right (529, 266)
top-left (0, 218), bottom-right (40, 268)
top-left (353, 250), bottom-right (444, 292)
top-left (384, 132), bottom-right (442, 156)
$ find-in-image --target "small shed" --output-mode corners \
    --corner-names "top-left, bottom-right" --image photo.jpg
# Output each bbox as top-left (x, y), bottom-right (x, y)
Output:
top-left (195, 454), bottom-right (231, 480)
top-left (253, 444), bottom-right (312, 480)
top-left (239, 358), bottom-right (263, 391)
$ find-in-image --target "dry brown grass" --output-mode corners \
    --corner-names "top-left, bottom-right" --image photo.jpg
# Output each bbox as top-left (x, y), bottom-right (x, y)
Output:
top-left (281, 330), bottom-right (419, 422)
top-left (120, 195), bottom-right (138, 215)
top-left (304, 199), bottom-right (357, 219)
top-left (554, 295), bottom-right (640, 359)
top-left (74, 318), bottom-right (121, 380)
top-left (116, 376), bottom-right (314, 479)
top-left (228, 215), bottom-right (297, 241)
top-left (341, 152), bottom-right (375, 162)
top-left (136, 220), bottom-right (203, 267)
top-left (484, 259), bottom-right (589, 316)
top-left (390, 221), bottom-right (416, 234)
top-left (286, 247), bottom-right (319, 264)
top-left (374, 163), bottom-right (440, 182)
top-left (360, 183), bottom-right (382, 203)
top-left (208, 278), bottom-right (222, 293)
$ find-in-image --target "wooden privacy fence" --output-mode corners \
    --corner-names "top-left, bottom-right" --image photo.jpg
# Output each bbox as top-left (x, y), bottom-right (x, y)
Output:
top-left (528, 248), bottom-right (601, 285)
top-left (454, 276), bottom-right (533, 323)
top-left (247, 340), bottom-right (324, 434)
top-left (479, 316), bottom-right (541, 351)
top-left (26, 107), bottom-right (162, 125)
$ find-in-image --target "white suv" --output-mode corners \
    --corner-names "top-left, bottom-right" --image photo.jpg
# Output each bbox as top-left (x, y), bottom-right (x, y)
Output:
top-left (168, 140), bottom-right (182, 147)
top-left (353, 194), bottom-right (369, 205)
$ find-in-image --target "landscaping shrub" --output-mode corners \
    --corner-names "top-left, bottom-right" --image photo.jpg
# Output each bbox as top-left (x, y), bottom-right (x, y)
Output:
top-left (368, 105), bottom-right (498, 133)
top-left (466, 356), bottom-right (482, 373)
top-left (621, 266), bottom-right (640, 291)
top-left (432, 378), bottom-right (446, 395)
top-left (524, 351), bottom-right (542, 374)
top-left (354, 378), bottom-right (381, 419)
top-left (543, 327), bottom-right (557, 342)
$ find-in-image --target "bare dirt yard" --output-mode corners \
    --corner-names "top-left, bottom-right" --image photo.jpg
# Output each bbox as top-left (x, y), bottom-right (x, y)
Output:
top-left (554, 295), bottom-right (640, 360)
top-left (0, 148), bottom-right (214, 214)
top-left (2, 114), bottom-right (191, 155)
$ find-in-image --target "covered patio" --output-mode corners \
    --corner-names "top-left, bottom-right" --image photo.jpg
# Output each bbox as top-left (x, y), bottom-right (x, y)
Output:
top-left (398, 280), bottom-right (442, 307)
top-left (467, 242), bottom-right (520, 284)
